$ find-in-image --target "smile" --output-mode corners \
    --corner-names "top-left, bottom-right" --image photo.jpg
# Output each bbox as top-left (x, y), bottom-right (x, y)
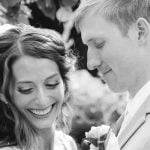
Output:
top-left (27, 104), bottom-right (55, 117)
top-left (98, 68), bottom-right (112, 77)
top-left (103, 69), bottom-right (112, 75)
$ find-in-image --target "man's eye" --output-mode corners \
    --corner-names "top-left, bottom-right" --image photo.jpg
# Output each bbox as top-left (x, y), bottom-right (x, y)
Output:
top-left (46, 82), bottom-right (59, 89)
top-left (95, 41), bottom-right (105, 49)
top-left (18, 87), bottom-right (33, 94)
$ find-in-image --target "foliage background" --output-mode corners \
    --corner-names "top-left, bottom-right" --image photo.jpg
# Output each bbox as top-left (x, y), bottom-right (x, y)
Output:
top-left (0, 0), bottom-right (127, 149)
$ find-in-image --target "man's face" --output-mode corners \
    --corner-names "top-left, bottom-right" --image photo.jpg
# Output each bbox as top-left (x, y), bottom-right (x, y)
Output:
top-left (79, 12), bottom-right (143, 94)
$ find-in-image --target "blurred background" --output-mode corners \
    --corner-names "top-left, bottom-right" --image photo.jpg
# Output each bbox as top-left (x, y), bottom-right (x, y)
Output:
top-left (0, 0), bottom-right (127, 149)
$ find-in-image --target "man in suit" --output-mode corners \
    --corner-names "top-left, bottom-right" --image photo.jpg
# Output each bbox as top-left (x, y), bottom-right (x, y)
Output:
top-left (74, 0), bottom-right (150, 149)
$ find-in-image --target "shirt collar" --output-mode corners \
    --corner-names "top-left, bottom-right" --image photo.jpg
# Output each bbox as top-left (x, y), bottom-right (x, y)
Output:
top-left (126, 80), bottom-right (150, 117)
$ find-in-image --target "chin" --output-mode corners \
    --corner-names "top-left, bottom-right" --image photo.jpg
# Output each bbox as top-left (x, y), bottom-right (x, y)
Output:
top-left (31, 119), bottom-right (55, 130)
top-left (34, 123), bottom-right (53, 130)
top-left (108, 84), bottom-right (127, 93)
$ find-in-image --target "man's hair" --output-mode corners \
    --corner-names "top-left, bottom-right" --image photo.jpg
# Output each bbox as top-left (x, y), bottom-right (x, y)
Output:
top-left (74, 0), bottom-right (150, 34)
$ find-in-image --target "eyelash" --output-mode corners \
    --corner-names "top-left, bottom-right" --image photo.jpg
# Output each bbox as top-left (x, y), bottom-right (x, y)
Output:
top-left (18, 88), bottom-right (33, 94)
top-left (45, 82), bottom-right (59, 89)
top-left (95, 41), bottom-right (105, 49)
top-left (18, 82), bottom-right (60, 94)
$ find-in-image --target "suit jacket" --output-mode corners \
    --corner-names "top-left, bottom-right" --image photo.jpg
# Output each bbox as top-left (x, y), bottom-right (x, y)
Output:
top-left (117, 95), bottom-right (150, 150)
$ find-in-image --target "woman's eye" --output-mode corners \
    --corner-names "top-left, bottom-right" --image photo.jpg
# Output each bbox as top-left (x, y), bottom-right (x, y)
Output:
top-left (18, 87), bottom-right (33, 94)
top-left (46, 82), bottom-right (59, 89)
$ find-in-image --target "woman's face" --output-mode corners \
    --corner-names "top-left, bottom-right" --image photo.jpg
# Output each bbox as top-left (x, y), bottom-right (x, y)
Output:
top-left (11, 56), bottom-right (65, 130)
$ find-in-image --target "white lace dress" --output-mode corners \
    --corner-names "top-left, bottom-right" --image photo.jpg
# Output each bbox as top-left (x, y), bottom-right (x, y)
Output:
top-left (0, 130), bottom-right (77, 150)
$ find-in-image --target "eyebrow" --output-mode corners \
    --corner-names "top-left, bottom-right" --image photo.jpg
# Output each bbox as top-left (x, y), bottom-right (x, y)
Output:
top-left (46, 73), bottom-right (60, 80)
top-left (87, 38), bottom-right (94, 43)
top-left (85, 37), bottom-right (104, 44)
top-left (17, 73), bottom-right (60, 84)
top-left (83, 38), bottom-right (93, 44)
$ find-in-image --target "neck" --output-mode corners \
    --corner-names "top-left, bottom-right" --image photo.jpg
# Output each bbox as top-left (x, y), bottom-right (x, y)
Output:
top-left (35, 125), bottom-right (55, 150)
top-left (129, 73), bottom-right (150, 98)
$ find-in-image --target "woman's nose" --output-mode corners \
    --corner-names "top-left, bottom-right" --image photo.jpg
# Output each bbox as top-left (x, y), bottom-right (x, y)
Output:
top-left (36, 88), bottom-right (49, 105)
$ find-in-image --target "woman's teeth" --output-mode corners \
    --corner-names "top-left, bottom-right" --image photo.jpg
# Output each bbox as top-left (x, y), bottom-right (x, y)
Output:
top-left (29, 106), bottom-right (52, 116)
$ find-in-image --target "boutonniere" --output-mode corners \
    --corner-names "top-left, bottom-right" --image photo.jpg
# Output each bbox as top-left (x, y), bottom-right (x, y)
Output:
top-left (82, 125), bottom-right (120, 150)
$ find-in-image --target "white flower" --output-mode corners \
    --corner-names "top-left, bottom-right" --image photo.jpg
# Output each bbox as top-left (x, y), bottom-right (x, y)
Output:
top-left (85, 125), bottom-right (109, 139)
top-left (106, 131), bottom-right (120, 150)
top-left (85, 125), bottom-right (120, 150)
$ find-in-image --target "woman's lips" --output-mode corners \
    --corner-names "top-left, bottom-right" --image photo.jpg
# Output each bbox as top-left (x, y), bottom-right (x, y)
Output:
top-left (27, 103), bottom-right (55, 117)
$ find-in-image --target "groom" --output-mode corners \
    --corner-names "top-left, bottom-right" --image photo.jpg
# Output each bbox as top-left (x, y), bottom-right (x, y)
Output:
top-left (74, 0), bottom-right (150, 149)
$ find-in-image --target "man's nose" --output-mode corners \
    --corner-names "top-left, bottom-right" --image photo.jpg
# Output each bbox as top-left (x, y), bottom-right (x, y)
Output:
top-left (87, 48), bottom-right (102, 70)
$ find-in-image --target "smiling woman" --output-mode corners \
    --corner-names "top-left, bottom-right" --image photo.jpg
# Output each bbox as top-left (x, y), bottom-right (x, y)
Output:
top-left (0, 24), bottom-right (77, 150)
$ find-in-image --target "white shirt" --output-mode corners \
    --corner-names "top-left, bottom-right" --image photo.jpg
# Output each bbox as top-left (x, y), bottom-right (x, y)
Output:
top-left (118, 80), bottom-right (150, 136)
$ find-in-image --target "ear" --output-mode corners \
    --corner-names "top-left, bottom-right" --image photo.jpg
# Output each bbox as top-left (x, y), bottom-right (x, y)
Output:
top-left (136, 18), bottom-right (150, 43)
top-left (0, 93), bottom-right (8, 104)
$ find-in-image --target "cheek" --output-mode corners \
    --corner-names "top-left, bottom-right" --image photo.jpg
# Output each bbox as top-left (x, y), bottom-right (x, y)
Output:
top-left (55, 83), bottom-right (65, 103)
top-left (56, 86), bottom-right (65, 102)
top-left (12, 92), bottom-right (30, 109)
top-left (104, 50), bottom-right (125, 70)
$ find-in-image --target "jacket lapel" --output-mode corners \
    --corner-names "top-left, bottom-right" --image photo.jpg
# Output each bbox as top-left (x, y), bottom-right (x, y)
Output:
top-left (113, 113), bottom-right (125, 136)
top-left (118, 95), bottom-right (150, 149)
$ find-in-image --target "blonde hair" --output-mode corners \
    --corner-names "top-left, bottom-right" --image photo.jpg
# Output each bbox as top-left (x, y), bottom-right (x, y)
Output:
top-left (74, 0), bottom-right (150, 35)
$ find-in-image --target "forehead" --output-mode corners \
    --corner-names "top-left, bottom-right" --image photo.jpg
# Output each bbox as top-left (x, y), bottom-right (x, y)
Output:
top-left (12, 56), bottom-right (60, 81)
top-left (79, 11), bottom-right (120, 44)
